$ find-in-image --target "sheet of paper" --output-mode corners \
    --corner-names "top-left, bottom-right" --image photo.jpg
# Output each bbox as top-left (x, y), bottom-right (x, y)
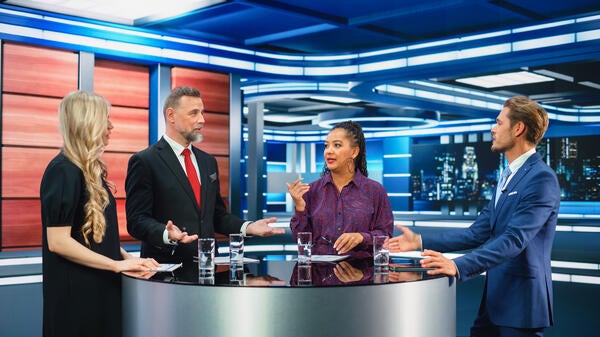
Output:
top-left (151, 263), bottom-right (182, 272)
top-left (389, 251), bottom-right (424, 259)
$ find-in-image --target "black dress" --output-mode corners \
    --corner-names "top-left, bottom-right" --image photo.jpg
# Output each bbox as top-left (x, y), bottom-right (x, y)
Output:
top-left (40, 153), bottom-right (122, 337)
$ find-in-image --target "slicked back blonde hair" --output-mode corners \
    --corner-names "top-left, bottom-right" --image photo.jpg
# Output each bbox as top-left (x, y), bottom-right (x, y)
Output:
top-left (58, 90), bottom-right (111, 245)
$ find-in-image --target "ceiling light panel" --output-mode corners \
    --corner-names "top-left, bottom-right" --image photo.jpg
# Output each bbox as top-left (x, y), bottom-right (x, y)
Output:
top-left (456, 71), bottom-right (554, 88)
top-left (5, 0), bottom-right (223, 25)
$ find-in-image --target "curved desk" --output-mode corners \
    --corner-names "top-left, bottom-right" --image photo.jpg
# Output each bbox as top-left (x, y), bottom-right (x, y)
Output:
top-left (123, 253), bottom-right (455, 337)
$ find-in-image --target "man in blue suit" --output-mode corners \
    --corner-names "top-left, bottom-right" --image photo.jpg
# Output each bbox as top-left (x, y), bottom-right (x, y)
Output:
top-left (389, 96), bottom-right (560, 337)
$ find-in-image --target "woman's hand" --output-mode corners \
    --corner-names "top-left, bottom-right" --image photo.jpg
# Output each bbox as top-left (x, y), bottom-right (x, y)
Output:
top-left (115, 257), bottom-right (160, 273)
top-left (333, 233), bottom-right (364, 254)
top-left (286, 178), bottom-right (310, 212)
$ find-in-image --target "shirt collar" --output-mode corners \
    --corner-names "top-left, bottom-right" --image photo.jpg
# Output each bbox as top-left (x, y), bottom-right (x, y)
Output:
top-left (508, 148), bottom-right (536, 174)
top-left (323, 170), bottom-right (366, 188)
top-left (163, 134), bottom-right (192, 156)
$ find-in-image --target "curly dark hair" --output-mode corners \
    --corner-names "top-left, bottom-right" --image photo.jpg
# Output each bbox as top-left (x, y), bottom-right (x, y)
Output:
top-left (322, 120), bottom-right (368, 177)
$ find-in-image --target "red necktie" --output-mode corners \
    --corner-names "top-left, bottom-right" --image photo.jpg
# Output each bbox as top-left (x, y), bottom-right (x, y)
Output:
top-left (182, 148), bottom-right (201, 207)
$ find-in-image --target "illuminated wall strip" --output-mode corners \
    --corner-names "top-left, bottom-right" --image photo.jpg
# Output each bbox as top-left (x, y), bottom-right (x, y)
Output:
top-left (388, 193), bottom-right (412, 197)
top-left (0, 257), bottom-right (41, 266)
top-left (551, 261), bottom-right (599, 270)
top-left (383, 154), bottom-right (412, 158)
top-left (0, 275), bottom-right (43, 286)
top-left (383, 173), bottom-right (412, 177)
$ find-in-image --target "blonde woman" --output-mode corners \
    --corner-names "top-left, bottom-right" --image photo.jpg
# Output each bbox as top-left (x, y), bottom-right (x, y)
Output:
top-left (40, 90), bottom-right (159, 337)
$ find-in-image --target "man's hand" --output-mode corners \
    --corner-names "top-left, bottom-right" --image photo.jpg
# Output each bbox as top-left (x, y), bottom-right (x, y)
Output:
top-left (420, 249), bottom-right (458, 277)
top-left (387, 225), bottom-right (421, 252)
top-left (246, 217), bottom-right (285, 236)
top-left (166, 220), bottom-right (198, 244)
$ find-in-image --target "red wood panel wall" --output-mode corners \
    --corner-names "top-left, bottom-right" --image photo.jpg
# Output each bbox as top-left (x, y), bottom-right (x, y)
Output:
top-left (1, 42), bottom-right (79, 250)
top-left (0, 42), bottom-right (150, 249)
top-left (171, 67), bottom-right (231, 200)
top-left (1, 45), bottom-right (232, 250)
top-left (94, 59), bottom-right (149, 242)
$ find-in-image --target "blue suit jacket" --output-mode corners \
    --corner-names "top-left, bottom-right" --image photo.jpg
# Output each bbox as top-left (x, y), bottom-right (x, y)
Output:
top-left (422, 153), bottom-right (560, 329)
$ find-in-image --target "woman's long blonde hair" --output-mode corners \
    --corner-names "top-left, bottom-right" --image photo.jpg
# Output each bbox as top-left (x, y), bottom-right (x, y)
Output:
top-left (58, 90), bottom-right (112, 246)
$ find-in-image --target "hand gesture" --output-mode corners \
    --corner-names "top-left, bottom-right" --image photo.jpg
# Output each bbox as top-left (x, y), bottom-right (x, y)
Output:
top-left (246, 217), bottom-right (285, 236)
top-left (166, 220), bottom-right (198, 244)
top-left (286, 178), bottom-right (310, 212)
top-left (387, 225), bottom-right (421, 252)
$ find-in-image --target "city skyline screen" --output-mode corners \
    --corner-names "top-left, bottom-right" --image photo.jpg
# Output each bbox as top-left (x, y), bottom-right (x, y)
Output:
top-left (410, 135), bottom-right (599, 211)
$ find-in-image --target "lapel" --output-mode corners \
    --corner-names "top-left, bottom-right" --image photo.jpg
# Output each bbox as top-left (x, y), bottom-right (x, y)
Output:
top-left (155, 137), bottom-right (201, 211)
top-left (192, 145), bottom-right (209, 213)
top-left (490, 153), bottom-right (540, 229)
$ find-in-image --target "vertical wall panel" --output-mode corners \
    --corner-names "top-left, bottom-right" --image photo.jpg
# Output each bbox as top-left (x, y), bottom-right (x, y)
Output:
top-left (94, 59), bottom-right (149, 108)
top-left (103, 152), bottom-right (134, 200)
top-left (172, 67), bottom-right (231, 203)
top-left (2, 147), bottom-right (59, 198)
top-left (215, 157), bottom-right (230, 200)
top-left (2, 43), bottom-right (78, 97)
top-left (195, 112), bottom-right (229, 156)
top-left (171, 67), bottom-right (229, 113)
top-left (95, 60), bottom-right (150, 242)
top-left (1, 42), bottom-right (80, 250)
top-left (106, 106), bottom-right (149, 153)
top-left (1, 200), bottom-right (43, 249)
top-left (2, 94), bottom-right (62, 147)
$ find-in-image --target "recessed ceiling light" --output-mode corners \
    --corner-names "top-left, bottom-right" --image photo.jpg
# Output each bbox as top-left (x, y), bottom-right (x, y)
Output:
top-left (456, 71), bottom-right (554, 88)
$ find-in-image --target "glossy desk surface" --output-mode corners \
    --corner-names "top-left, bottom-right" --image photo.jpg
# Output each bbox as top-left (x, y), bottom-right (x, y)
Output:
top-left (124, 252), bottom-right (442, 287)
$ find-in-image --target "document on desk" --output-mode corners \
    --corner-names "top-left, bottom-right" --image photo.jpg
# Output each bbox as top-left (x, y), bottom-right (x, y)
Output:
top-left (310, 255), bottom-right (350, 263)
top-left (390, 251), bottom-right (465, 259)
top-left (214, 257), bottom-right (260, 265)
top-left (151, 263), bottom-right (182, 272)
top-left (389, 251), bottom-right (424, 259)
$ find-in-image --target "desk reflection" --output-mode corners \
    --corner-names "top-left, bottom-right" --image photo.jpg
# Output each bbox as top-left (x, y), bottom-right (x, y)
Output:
top-left (290, 258), bottom-right (427, 286)
top-left (131, 254), bottom-right (430, 288)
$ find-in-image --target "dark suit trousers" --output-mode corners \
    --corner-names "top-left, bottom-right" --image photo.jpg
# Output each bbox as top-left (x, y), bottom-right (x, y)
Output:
top-left (470, 282), bottom-right (545, 337)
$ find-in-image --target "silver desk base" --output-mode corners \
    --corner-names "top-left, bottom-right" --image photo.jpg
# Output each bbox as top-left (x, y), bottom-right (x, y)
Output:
top-left (123, 275), bottom-right (455, 337)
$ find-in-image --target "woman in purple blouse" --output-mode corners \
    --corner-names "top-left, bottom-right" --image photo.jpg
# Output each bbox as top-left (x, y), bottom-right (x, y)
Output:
top-left (287, 121), bottom-right (394, 256)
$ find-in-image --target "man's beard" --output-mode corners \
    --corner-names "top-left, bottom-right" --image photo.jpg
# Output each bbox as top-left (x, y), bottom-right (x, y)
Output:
top-left (185, 131), bottom-right (203, 144)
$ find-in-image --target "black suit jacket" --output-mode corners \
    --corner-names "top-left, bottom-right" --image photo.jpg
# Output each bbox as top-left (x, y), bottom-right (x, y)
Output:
top-left (125, 137), bottom-right (244, 263)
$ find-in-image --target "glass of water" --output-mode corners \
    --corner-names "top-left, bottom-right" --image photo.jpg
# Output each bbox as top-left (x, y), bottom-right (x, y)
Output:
top-left (373, 235), bottom-right (389, 270)
top-left (229, 233), bottom-right (244, 265)
top-left (198, 237), bottom-right (215, 277)
top-left (297, 232), bottom-right (312, 264)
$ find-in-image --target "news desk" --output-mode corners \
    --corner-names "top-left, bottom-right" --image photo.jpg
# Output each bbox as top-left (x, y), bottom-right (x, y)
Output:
top-left (122, 252), bottom-right (455, 337)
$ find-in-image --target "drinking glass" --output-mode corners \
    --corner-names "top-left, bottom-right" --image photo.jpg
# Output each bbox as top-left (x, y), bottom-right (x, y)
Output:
top-left (297, 232), bottom-right (312, 264)
top-left (229, 233), bottom-right (244, 265)
top-left (373, 235), bottom-right (389, 270)
top-left (198, 237), bottom-right (215, 277)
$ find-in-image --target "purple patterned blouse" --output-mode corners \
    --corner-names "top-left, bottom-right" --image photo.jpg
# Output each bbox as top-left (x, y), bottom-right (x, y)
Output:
top-left (290, 171), bottom-right (394, 255)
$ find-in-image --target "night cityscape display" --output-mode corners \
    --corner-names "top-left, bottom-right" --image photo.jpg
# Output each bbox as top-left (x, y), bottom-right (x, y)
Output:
top-left (410, 135), bottom-right (600, 208)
